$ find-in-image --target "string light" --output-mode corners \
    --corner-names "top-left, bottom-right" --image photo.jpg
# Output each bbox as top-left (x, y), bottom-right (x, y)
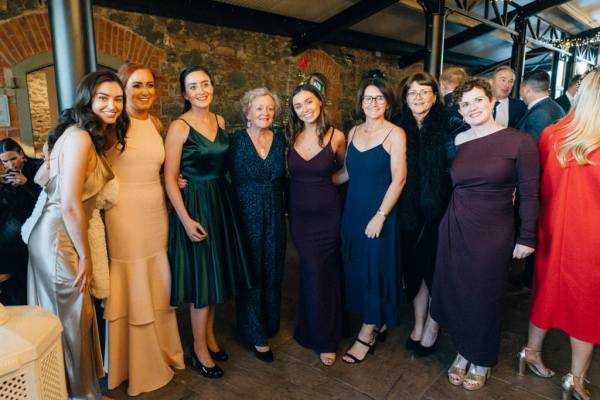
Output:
top-left (543, 32), bottom-right (600, 49)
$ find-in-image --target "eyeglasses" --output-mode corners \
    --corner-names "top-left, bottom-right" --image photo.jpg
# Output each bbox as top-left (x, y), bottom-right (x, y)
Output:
top-left (362, 95), bottom-right (386, 104)
top-left (407, 89), bottom-right (433, 99)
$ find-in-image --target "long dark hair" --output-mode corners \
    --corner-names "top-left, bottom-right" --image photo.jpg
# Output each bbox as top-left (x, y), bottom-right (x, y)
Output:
top-left (48, 70), bottom-right (129, 153)
top-left (286, 84), bottom-right (332, 146)
top-left (355, 77), bottom-right (395, 121)
top-left (0, 138), bottom-right (25, 155)
top-left (179, 65), bottom-right (213, 112)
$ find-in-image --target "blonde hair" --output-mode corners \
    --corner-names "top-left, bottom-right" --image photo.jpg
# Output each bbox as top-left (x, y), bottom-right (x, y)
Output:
top-left (556, 70), bottom-right (600, 167)
top-left (440, 67), bottom-right (467, 89)
top-left (241, 87), bottom-right (281, 121)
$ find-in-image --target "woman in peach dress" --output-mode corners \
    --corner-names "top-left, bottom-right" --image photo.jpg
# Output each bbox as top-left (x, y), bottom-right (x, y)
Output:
top-left (104, 63), bottom-right (184, 396)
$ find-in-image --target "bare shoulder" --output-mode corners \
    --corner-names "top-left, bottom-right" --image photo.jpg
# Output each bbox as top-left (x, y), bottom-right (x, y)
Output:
top-left (454, 129), bottom-right (471, 146)
top-left (62, 126), bottom-right (93, 147)
top-left (387, 123), bottom-right (406, 144)
top-left (167, 118), bottom-right (190, 142)
top-left (150, 115), bottom-right (164, 134)
top-left (332, 128), bottom-right (345, 144)
top-left (216, 114), bottom-right (226, 129)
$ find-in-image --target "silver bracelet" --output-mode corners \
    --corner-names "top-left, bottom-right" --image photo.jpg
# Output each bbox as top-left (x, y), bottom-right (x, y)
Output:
top-left (377, 209), bottom-right (387, 218)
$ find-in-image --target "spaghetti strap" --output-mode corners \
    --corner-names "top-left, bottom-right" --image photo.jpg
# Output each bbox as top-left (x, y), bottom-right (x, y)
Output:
top-left (177, 118), bottom-right (192, 128)
top-left (381, 127), bottom-right (394, 145)
top-left (325, 127), bottom-right (334, 148)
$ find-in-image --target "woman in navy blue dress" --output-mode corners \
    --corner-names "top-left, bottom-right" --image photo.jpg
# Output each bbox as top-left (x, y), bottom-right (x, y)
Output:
top-left (333, 77), bottom-right (407, 364)
top-left (287, 84), bottom-right (346, 366)
top-left (229, 88), bottom-right (287, 363)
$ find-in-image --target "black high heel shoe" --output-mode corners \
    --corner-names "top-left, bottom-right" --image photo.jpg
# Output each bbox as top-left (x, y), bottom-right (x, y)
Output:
top-left (253, 346), bottom-right (274, 363)
top-left (375, 326), bottom-right (388, 343)
top-left (342, 337), bottom-right (376, 364)
top-left (405, 336), bottom-right (420, 351)
top-left (209, 349), bottom-right (229, 362)
top-left (190, 351), bottom-right (224, 379)
top-left (415, 330), bottom-right (440, 357)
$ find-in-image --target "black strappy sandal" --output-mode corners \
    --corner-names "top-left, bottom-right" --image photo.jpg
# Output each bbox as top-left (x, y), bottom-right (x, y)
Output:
top-left (342, 337), bottom-right (376, 364)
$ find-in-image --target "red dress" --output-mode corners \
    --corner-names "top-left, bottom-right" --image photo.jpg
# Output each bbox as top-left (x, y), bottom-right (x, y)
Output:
top-left (530, 116), bottom-right (600, 344)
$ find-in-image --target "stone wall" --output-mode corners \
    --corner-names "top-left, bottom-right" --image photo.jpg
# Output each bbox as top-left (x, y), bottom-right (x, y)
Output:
top-left (0, 1), bottom-right (425, 149)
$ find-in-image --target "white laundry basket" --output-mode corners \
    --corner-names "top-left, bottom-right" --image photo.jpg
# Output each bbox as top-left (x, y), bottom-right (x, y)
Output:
top-left (0, 305), bottom-right (67, 400)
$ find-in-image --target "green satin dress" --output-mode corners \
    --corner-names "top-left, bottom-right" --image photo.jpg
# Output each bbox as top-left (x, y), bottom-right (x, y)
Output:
top-left (169, 119), bottom-right (253, 308)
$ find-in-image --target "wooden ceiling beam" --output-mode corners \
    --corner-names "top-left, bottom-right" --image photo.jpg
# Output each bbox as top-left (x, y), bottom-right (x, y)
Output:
top-left (291, 0), bottom-right (398, 55)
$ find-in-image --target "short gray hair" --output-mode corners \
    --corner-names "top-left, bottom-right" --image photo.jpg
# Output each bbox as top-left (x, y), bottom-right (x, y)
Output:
top-left (493, 66), bottom-right (516, 78)
top-left (241, 87), bottom-right (281, 120)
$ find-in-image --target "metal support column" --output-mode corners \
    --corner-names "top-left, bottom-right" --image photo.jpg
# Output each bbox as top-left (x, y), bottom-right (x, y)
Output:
top-left (563, 46), bottom-right (576, 90)
top-left (549, 51), bottom-right (560, 98)
top-left (48, 0), bottom-right (97, 112)
top-left (422, 0), bottom-right (445, 79)
top-left (510, 15), bottom-right (527, 99)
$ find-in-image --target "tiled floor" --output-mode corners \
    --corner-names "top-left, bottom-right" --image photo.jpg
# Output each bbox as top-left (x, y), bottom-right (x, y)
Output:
top-left (107, 239), bottom-right (599, 399)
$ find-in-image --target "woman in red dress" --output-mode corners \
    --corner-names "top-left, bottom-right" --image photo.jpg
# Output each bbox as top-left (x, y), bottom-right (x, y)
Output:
top-left (522, 70), bottom-right (600, 400)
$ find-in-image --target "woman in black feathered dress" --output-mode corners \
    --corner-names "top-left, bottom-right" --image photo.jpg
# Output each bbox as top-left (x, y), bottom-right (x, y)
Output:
top-left (394, 72), bottom-right (466, 356)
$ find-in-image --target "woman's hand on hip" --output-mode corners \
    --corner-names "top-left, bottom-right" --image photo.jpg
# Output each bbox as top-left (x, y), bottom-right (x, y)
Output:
top-left (73, 257), bottom-right (92, 293)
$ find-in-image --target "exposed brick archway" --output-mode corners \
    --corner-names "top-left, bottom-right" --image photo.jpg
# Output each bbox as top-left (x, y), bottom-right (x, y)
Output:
top-left (0, 11), bottom-right (167, 140)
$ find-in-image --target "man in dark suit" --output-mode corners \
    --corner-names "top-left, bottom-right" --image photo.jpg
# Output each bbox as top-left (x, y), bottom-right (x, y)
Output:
top-left (490, 66), bottom-right (527, 128)
top-left (555, 74), bottom-right (582, 113)
top-left (516, 70), bottom-right (566, 289)
top-left (517, 70), bottom-right (566, 142)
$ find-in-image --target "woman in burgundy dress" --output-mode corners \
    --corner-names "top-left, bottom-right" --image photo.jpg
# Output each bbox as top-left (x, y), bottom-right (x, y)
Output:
top-left (431, 78), bottom-right (540, 390)
top-left (287, 84), bottom-right (346, 366)
top-left (524, 70), bottom-right (600, 400)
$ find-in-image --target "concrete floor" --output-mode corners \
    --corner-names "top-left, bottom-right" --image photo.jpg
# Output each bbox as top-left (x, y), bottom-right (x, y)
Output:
top-left (107, 239), bottom-right (599, 400)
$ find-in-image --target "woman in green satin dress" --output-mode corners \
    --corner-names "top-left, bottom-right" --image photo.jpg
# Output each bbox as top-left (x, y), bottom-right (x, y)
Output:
top-left (164, 65), bottom-right (253, 379)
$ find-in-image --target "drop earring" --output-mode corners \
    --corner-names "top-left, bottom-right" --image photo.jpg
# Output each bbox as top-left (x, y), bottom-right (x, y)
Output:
top-left (247, 119), bottom-right (252, 128)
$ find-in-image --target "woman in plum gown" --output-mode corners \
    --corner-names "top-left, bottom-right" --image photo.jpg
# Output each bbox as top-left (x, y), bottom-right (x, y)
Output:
top-left (287, 83), bottom-right (346, 365)
top-left (431, 78), bottom-right (539, 391)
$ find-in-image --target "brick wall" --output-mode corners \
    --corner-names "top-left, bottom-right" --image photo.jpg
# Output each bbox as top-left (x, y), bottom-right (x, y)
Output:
top-left (0, 2), bottom-right (425, 150)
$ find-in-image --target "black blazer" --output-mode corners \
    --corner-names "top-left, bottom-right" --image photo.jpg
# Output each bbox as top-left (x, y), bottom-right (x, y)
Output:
top-left (516, 97), bottom-right (565, 142)
top-left (507, 98), bottom-right (527, 128)
top-left (555, 93), bottom-right (571, 114)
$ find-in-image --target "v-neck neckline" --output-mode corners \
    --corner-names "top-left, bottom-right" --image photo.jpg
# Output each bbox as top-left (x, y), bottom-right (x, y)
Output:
top-left (246, 129), bottom-right (274, 161)
top-left (293, 144), bottom-right (327, 162)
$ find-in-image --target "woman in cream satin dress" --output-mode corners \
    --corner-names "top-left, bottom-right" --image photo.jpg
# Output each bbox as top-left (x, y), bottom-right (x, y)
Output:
top-left (27, 70), bottom-right (129, 400)
top-left (103, 63), bottom-right (184, 396)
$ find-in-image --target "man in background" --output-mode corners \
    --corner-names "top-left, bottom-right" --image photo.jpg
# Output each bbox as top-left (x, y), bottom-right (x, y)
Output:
top-left (490, 66), bottom-right (527, 128)
top-left (555, 74), bottom-right (582, 113)
top-left (440, 67), bottom-right (468, 104)
top-left (518, 70), bottom-right (565, 142)
top-left (517, 70), bottom-right (566, 289)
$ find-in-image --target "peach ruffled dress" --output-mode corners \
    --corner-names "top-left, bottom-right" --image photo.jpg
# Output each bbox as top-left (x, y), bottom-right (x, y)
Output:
top-left (104, 117), bottom-right (184, 396)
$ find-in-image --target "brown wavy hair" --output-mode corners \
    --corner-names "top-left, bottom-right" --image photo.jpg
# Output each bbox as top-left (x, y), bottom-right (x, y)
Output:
top-left (286, 84), bottom-right (332, 147)
top-left (47, 70), bottom-right (129, 153)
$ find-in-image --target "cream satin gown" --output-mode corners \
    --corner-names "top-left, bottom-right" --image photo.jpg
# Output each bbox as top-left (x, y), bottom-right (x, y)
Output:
top-left (104, 117), bottom-right (184, 396)
top-left (28, 145), bottom-right (113, 400)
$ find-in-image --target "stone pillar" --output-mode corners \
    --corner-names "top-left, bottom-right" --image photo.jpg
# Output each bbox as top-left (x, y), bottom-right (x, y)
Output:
top-left (423, 0), bottom-right (445, 79)
top-left (48, 0), bottom-right (97, 112)
top-left (510, 15), bottom-right (527, 99)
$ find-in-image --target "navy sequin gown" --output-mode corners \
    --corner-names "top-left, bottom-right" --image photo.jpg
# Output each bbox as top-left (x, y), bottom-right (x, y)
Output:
top-left (229, 129), bottom-right (287, 347)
